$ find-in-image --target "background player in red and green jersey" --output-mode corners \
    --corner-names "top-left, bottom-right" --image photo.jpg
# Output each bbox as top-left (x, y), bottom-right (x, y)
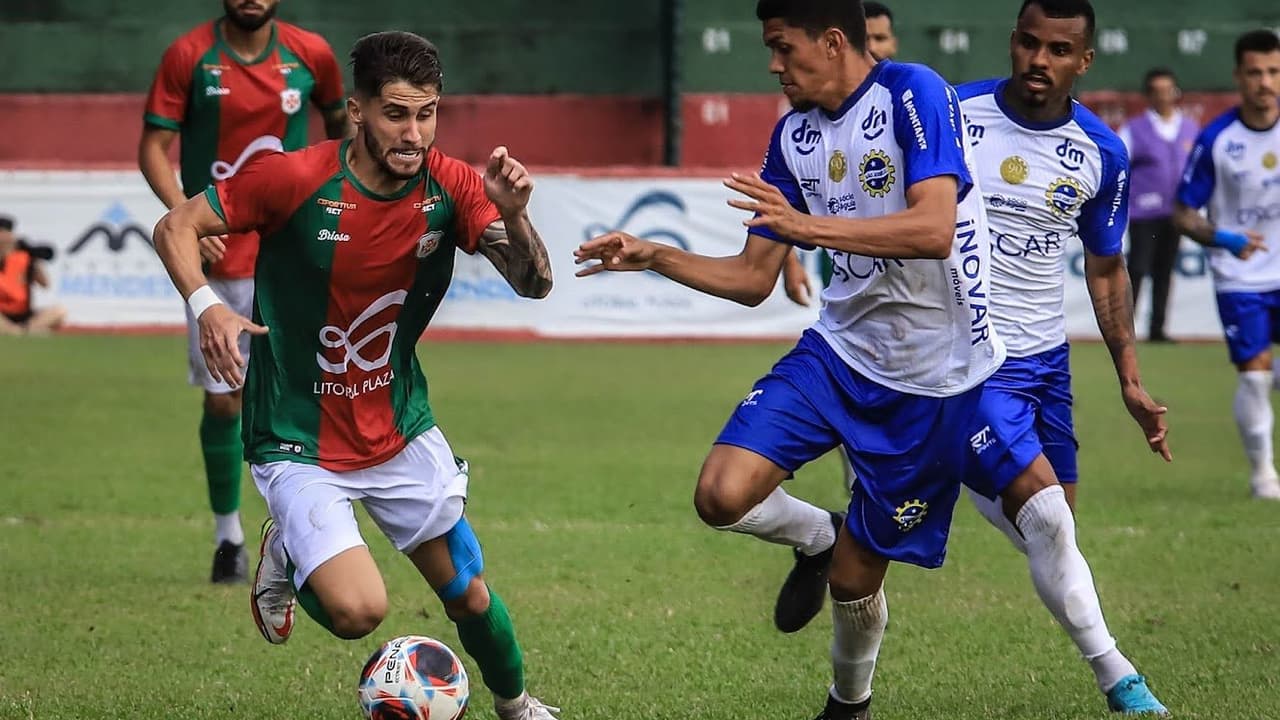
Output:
top-left (151, 31), bottom-right (559, 720)
top-left (137, 0), bottom-right (349, 584)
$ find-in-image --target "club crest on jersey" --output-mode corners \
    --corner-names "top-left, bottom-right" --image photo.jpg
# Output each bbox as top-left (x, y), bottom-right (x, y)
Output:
top-left (828, 150), bottom-right (849, 182)
top-left (1265, 152), bottom-right (1278, 170)
top-left (1045, 177), bottom-right (1085, 218)
top-left (859, 149), bottom-right (896, 198)
top-left (280, 88), bottom-right (302, 115)
top-left (1000, 156), bottom-right (1029, 185)
top-left (416, 230), bottom-right (444, 259)
top-left (893, 499), bottom-right (928, 532)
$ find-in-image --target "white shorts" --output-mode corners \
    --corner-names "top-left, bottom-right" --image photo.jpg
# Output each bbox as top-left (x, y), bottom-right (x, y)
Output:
top-left (250, 427), bottom-right (469, 588)
top-left (186, 277), bottom-right (255, 394)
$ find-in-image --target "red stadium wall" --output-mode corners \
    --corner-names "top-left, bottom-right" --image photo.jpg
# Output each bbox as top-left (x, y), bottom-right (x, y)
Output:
top-left (0, 91), bottom-right (1240, 170)
top-left (0, 94), bottom-right (666, 169)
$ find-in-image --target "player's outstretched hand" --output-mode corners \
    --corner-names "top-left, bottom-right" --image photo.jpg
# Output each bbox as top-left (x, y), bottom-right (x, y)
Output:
top-left (197, 303), bottom-right (268, 389)
top-left (725, 172), bottom-right (807, 241)
top-left (574, 232), bottom-right (657, 277)
top-left (483, 146), bottom-right (533, 215)
top-left (1238, 230), bottom-right (1268, 260)
top-left (1122, 385), bottom-right (1172, 462)
top-left (198, 235), bottom-right (229, 264)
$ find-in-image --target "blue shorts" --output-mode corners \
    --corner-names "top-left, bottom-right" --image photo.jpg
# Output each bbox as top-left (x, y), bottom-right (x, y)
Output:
top-left (963, 344), bottom-right (1077, 498)
top-left (1217, 290), bottom-right (1280, 364)
top-left (716, 330), bottom-right (984, 569)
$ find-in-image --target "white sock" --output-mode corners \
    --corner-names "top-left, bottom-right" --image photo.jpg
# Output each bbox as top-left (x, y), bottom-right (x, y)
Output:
top-left (1234, 371), bottom-right (1277, 481)
top-left (717, 487), bottom-right (834, 555)
top-left (966, 486), bottom-right (1027, 554)
top-left (830, 588), bottom-right (888, 705)
top-left (215, 512), bottom-right (244, 546)
top-left (1017, 486), bottom-right (1136, 692)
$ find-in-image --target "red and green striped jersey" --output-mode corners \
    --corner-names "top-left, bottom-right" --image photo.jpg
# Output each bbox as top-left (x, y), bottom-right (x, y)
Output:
top-left (205, 140), bottom-right (501, 471)
top-left (144, 20), bottom-right (344, 279)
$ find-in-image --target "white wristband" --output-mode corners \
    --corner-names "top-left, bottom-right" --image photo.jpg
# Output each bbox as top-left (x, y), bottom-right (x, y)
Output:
top-left (187, 285), bottom-right (224, 319)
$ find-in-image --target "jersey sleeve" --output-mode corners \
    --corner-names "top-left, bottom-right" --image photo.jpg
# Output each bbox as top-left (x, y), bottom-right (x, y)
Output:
top-left (433, 153), bottom-right (501, 255)
top-left (299, 33), bottom-right (345, 111)
top-left (747, 115), bottom-right (811, 247)
top-left (889, 66), bottom-right (973, 198)
top-left (203, 152), bottom-right (302, 235)
top-left (1076, 132), bottom-right (1129, 256)
top-left (143, 40), bottom-right (193, 131)
top-left (1176, 131), bottom-right (1217, 210)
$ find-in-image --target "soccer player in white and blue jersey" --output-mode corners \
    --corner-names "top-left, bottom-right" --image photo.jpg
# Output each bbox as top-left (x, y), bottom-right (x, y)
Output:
top-left (956, 1), bottom-right (1169, 714)
top-left (575, 2), bottom-right (1002, 717)
top-left (1174, 30), bottom-right (1280, 500)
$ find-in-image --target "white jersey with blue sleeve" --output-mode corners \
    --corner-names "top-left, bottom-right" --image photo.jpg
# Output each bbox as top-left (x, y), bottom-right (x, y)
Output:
top-left (1176, 108), bottom-right (1280, 294)
top-left (957, 78), bottom-right (1129, 358)
top-left (753, 61), bottom-right (1004, 397)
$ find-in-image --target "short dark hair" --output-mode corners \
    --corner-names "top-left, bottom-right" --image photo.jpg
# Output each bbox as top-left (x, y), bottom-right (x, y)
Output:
top-left (756, 0), bottom-right (867, 53)
top-left (350, 31), bottom-right (443, 98)
top-left (864, 2), bottom-right (893, 24)
top-left (1142, 67), bottom-right (1177, 93)
top-left (0, 216), bottom-right (12, 232)
top-left (1017, 0), bottom-right (1095, 43)
top-left (1235, 29), bottom-right (1280, 67)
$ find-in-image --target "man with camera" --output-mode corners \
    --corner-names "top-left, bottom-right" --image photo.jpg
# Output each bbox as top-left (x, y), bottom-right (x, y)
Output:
top-left (0, 216), bottom-right (66, 335)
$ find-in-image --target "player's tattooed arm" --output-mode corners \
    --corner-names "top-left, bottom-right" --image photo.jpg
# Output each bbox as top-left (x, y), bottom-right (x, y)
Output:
top-left (1084, 251), bottom-right (1138, 374)
top-left (1085, 250), bottom-right (1172, 461)
top-left (1173, 202), bottom-right (1267, 260)
top-left (479, 215), bottom-right (553, 299)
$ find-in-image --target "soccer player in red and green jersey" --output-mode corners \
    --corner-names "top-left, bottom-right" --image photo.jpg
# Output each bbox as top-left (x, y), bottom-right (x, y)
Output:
top-left (151, 31), bottom-right (558, 719)
top-left (138, 0), bottom-right (349, 583)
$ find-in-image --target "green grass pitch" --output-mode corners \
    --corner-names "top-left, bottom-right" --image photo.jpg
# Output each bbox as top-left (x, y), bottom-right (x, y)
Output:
top-left (0, 336), bottom-right (1277, 719)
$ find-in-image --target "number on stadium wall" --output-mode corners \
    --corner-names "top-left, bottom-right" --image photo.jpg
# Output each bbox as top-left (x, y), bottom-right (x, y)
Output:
top-left (1178, 29), bottom-right (1208, 56)
top-left (1098, 29), bottom-right (1128, 55)
top-left (700, 98), bottom-right (730, 126)
top-left (701, 27), bottom-right (731, 54)
top-left (938, 29), bottom-right (970, 55)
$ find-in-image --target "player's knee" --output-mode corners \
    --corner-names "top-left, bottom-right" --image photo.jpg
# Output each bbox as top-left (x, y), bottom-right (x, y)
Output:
top-left (204, 390), bottom-right (243, 418)
top-left (693, 470), bottom-right (752, 528)
top-left (443, 578), bottom-right (491, 621)
top-left (328, 595), bottom-right (388, 639)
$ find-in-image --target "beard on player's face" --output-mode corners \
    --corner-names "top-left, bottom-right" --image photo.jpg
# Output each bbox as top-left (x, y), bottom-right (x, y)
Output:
top-left (223, 0), bottom-right (278, 32)
top-left (362, 125), bottom-right (428, 181)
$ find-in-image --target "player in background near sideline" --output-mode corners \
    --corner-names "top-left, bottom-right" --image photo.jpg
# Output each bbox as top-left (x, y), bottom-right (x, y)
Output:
top-left (779, 1), bottom-right (899, 496)
top-left (138, 0), bottom-right (349, 583)
top-left (777, 1), bottom-right (1173, 715)
top-left (1174, 29), bottom-right (1280, 500)
top-left (151, 31), bottom-right (559, 720)
top-left (576, 1), bottom-right (1003, 717)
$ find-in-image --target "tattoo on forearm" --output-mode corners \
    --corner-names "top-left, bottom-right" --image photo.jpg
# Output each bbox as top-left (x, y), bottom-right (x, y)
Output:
top-left (1088, 261), bottom-right (1137, 370)
top-left (478, 217), bottom-right (553, 298)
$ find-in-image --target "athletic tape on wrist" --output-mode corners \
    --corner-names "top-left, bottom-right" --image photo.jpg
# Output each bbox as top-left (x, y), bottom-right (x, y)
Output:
top-left (187, 285), bottom-right (224, 319)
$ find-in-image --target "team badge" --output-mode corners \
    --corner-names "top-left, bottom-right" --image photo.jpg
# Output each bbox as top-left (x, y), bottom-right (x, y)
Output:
top-left (828, 150), bottom-right (849, 182)
top-left (415, 230), bottom-right (444, 259)
top-left (859, 149), bottom-right (896, 198)
top-left (1264, 152), bottom-right (1278, 170)
top-left (893, 499), bottom-right (928, 532)
top-left (1000, 156), bottom-right (1029, 185)
top-left (280, 88), bottom-right (302, 115)
top-left (1045, 177), bottom-right (1085, 218)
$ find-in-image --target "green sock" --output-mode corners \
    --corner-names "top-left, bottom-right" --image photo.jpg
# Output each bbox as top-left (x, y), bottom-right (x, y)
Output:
top-left (199, 411), bottom-right (243, 515)
top-left (286, 555), bottom-right (336, 634)
top-left (455, 589), bottom-right (526, 700)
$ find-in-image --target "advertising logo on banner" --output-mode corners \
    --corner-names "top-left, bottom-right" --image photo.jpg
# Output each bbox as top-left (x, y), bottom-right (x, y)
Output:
top-left (0, 171), bottom-right (182, 327)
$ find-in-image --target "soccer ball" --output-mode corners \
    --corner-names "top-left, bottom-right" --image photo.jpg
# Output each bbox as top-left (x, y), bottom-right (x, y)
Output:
top-left (358, 635), bottom-right (470, 720)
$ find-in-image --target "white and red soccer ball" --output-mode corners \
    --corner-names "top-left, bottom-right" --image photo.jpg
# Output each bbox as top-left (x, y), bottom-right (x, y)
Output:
top-left (358, 635), bottom-right (469, 720)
